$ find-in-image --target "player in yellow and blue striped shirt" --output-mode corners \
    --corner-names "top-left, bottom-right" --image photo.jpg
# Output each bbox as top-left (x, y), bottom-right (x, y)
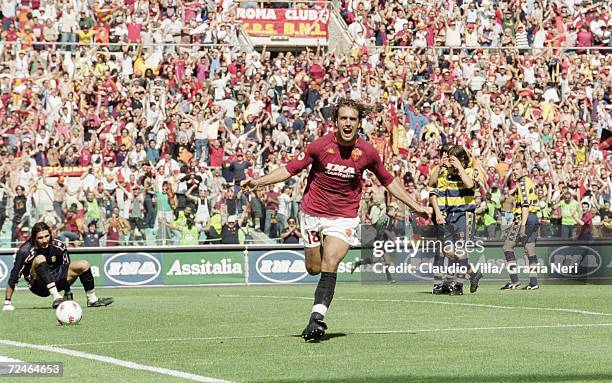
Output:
top-left (501, 161), bottom-right (540, 290)
top-left (440, 145), bottom-right (483, 296)
top-left (429, 144), bottom-right (453, 294)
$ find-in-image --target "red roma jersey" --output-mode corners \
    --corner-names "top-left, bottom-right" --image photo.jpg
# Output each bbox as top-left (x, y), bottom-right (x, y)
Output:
top-left (286, 134), bottom-right (394, 218)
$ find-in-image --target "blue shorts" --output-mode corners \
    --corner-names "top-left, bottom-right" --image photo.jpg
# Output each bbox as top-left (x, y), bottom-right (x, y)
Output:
top-left (443, 211), bottom-right (475, 243)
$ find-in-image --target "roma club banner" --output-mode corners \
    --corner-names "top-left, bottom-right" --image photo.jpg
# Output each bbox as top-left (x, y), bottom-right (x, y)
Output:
top-left (38, 166), bottom-right (90, 177)
top-left (237, 8), bottom-right (330, 38)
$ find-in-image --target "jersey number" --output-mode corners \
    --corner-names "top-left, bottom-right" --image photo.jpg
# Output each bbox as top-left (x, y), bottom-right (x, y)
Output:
top-left (307, 231), bottom-right (321, 244)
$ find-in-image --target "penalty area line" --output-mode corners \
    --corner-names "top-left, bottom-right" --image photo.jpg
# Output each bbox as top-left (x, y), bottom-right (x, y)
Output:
top-left (218, 294), bottom-right (612, 317)
top-left (0, 339), bottom-right (234, 383)
top-left (49, 323), bottom-right (612, 347)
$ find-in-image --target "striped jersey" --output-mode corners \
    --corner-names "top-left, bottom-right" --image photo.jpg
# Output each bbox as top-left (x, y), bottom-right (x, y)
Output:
top-left (429, 166), bottom-right (448, 212)
top-left (514, 176), bottom-right (539, 214)
top-left (443, 167), bottom-right (479, 213)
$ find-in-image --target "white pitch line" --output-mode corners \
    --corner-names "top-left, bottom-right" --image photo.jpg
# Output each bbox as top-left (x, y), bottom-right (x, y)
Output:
top-left (0, 356), bottom-right (23, 362)
top-left (351, 323), bottom-right (612, 335)
top-left (52, 334), bottom-right (289, 347)
top-left (219, 294), bottom-right (612, 317)
top-left (0, 339), bottom-right (233, 383)
top-left (49, 323), bottom-right (612, 347)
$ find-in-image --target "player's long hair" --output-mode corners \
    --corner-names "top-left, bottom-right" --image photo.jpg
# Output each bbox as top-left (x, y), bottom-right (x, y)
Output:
top-left (31, 222), bottom-right (52, 243)
top-left (440, 143), bottom-right (454, 155)
top-left (449, 145), bottom-right (470, 168)
top-left (331, 98), bottom-right (377, 123)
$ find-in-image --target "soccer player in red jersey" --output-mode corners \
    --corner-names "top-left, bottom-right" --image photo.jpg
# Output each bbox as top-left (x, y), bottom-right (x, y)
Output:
top-left (242, 99), bottom-right (430, 341)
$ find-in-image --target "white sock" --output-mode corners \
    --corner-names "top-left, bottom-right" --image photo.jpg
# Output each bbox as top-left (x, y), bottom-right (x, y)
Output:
top-left (49, 286), bottom-right (62, 300)
top-left (312, 304), bottom-right (328, 319)
top-left (86, 290), bottom-right (98, 303)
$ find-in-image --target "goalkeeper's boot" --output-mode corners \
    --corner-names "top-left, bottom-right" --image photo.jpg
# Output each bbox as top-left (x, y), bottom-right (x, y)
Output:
top-left (87, 297), bottom-right (114, 307)
top-left (470, 271), bottom-right (483, 293)
top-left (500, 282), bottom-right (521, 290)
top-left (52, 297), bottom-right (63, 309)
top-left (301, 317), bottom-right (327, 342)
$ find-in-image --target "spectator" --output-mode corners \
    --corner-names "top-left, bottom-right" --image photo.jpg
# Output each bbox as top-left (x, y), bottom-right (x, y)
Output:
top-left (83, 220), bottom-right (104, 247)
top-left (221, 215), bottom-right (246, 244)
top-left (556, 191), bottom-right (581, 239)
top-left (0, 0), bottom-right (611, 249)
top-left (280, 217), bottom-right (301, 244)
top-left (575, 201), bottom-right (594, 240)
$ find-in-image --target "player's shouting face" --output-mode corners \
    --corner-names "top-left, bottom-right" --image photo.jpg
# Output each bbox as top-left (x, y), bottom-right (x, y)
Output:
top-left (35, 230), bottom-right (51, 249)
top-left (336, 106), bottom-right (360, 146)
top-left (510, 162), bottom-right (525, 182)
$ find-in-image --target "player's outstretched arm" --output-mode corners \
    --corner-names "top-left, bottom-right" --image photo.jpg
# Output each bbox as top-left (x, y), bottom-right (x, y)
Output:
top-left (241, 166), bottom-right (292, 191)
top-left (3, 247), bottom-right (26, 312)
top-left (386, 178), bottom-right (431, 218)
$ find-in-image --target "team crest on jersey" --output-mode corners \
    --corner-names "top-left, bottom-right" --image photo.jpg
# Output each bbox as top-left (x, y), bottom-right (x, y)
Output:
top-left (51, 256), bottom-right (56, 263)
top-left (345, 229), bottom-right (353, 237)
top-left (351, 148), bottom-right (362, 161)
top-left (297, 152), bottom-right (305, 160)
top-left (326, 147), bottom-right (335, 155)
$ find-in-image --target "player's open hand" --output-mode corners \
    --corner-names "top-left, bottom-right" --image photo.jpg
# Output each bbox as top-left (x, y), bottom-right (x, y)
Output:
top-left (435, 212), bottom-right (445, 225)
top-left (240, 177), bottom-right (258, 192)
top-left (3, 300), bottom-right (15, 312)
top-left (449, 156), bottom-right (463, 170)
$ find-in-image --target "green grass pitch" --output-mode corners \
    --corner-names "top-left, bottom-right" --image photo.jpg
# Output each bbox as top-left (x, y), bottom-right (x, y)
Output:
top-left (1, 283), bottom-right (611, 383)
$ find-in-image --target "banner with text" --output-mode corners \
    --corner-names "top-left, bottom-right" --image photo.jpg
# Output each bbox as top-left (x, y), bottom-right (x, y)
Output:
top-left (237, 8), bottom-right (329, 38)
top-left (3, 244), bottom-right (609, 288)
top-left (358, 243), bottom-right (612, 283)
top-left (0, 252), bottom-right (244, 289)
top-left (39, 166), bottom-right (90, 177)
top-left (163, 251), bottom-right (245, 284)
top-left (247, 249), bottom-right (361, 284)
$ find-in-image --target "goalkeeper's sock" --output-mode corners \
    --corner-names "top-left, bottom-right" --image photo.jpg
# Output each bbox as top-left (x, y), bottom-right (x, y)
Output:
top-left (86, 289), bottom-right (98, 304)
top-left (310, 272), bottom-right (337, 322)
top-left (80, 268), bottom-right (95, 291)
top-left (35, 262), bottom-right (62, 300)
top-left (49, 286), bottom-right (62, 300)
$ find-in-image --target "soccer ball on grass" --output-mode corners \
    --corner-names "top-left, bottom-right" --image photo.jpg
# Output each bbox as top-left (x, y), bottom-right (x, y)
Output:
top-left (56, 301), bottom-right (83, 325)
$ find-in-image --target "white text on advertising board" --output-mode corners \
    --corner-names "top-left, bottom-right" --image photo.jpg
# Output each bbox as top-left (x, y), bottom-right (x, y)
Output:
top-left (549, 246), bottom-right (602, 277)
top-left (166, 259), bottom-right (242, 276)
top-left (104, 253), bottom-right (161, 286)
top-left (256, 250), bottom-right (308, 283)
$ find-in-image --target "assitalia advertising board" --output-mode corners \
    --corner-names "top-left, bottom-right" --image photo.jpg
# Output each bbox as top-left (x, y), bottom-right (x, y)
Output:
top-left (163, 251), bottom-right (244, 284)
